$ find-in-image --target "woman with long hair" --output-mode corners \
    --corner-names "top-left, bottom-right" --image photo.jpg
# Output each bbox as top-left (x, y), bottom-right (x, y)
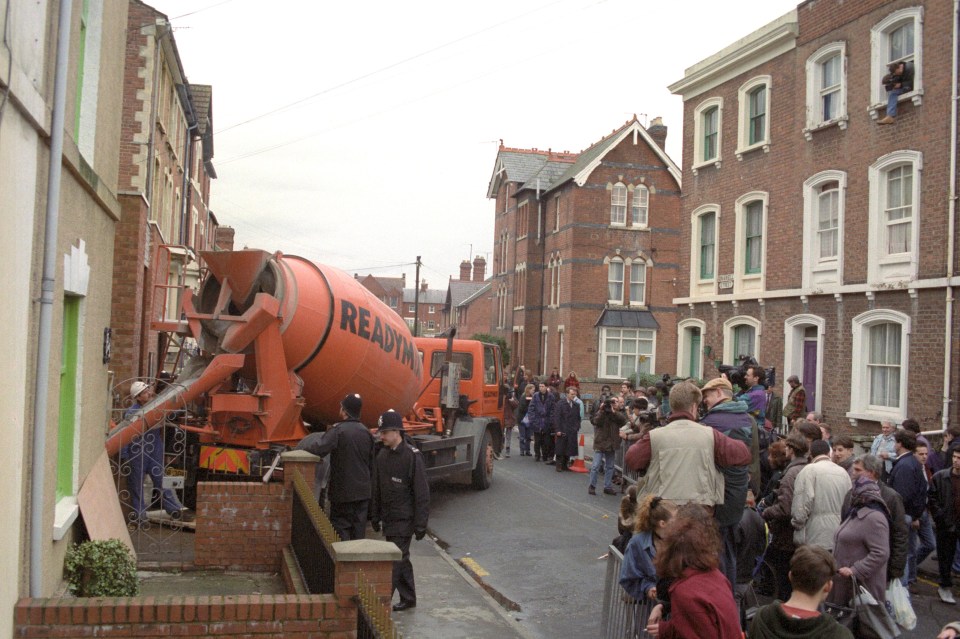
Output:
top-left (645, 506), bottom-right (742, 638)
top-left (515, 383), bottom-right (535, 457)
top-left (619, 495), bottom-right (675, 600)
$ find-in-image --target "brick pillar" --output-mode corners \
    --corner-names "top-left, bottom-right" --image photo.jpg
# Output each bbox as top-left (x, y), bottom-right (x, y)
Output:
top-left (281, 450), bottom-right (321, 493)
top-left (332, 539), bottom-right (401, 605)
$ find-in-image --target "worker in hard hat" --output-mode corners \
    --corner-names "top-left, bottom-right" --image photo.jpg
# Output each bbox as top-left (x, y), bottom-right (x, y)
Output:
top-left (122, 381), bottom-right (186, 523)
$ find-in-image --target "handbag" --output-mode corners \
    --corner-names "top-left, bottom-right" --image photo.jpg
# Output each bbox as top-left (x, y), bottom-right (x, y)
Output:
top-left (885, 578), bottom-right (916, 631)
top-left (851, 576), bottom-right (901, 639)
top-left (823, 600), bottom-right (856, 630)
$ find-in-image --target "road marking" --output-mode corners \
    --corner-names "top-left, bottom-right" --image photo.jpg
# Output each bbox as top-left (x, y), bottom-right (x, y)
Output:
top-left (460, 557), bottom-right (490, 577)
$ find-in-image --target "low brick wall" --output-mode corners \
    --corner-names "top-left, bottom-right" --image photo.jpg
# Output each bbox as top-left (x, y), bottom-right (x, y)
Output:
top-left (194, 481), bottom-right (291, 571)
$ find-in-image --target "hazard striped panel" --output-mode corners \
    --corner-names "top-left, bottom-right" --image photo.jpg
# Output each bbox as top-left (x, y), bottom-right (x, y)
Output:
top-left (199, 446), bottom-right (251, 474)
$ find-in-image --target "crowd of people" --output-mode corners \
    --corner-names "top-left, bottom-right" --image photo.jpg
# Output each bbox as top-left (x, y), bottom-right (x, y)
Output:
top-left (505, 362), bottom-right (960, 638)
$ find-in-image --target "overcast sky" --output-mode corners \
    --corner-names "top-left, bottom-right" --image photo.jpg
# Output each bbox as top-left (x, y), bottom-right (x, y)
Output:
top-left (150, 0), bottom-right (799, 288)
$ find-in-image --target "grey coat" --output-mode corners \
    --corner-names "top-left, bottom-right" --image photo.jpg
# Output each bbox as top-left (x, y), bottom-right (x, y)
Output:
top-left (829, 507), bottom-right (890, 606)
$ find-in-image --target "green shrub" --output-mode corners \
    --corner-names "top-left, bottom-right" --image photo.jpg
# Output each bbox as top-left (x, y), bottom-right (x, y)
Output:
top-left (64, 538), bottom-right (139, 596)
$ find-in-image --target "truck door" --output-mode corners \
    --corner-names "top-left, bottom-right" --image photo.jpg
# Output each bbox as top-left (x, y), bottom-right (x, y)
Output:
top-left (480, 344), bottom-right (501, 418)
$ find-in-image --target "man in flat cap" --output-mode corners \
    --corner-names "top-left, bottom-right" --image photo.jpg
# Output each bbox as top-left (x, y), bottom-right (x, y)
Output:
top-left (295, 393), bottom-right (374, 540)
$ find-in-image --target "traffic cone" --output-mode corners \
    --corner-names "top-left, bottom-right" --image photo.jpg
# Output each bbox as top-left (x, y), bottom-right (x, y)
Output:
top-left (568, 433), bottom-right (588, 473)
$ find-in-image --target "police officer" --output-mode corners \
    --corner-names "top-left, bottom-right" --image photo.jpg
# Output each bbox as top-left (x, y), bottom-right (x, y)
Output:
top-left (295, 393), bottom-right (374, 540)
top-left (370, 410), bottom-right (430, 611)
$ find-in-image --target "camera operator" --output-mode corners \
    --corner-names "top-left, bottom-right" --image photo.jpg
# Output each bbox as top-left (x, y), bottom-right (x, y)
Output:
top-left (589, 397), bottom-right (627, 495)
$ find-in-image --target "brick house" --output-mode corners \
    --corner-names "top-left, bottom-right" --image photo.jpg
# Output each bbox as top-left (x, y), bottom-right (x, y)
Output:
top-left (486, 117), bottom-right (682, 393)
top-left (112, 0), bottom-right (219, 385)
top-left (355, 274), bottom-right (405, 312)
top-left (669, 0), bottom-right (960, 431)
top-left (442, 257), bottom-right (489, 334)
top-left (401, 282), bottom-right (446, 337)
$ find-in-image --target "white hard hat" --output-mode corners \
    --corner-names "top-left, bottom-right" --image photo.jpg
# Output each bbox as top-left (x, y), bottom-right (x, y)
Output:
top-left (129, 381), bottom-right (150, 400)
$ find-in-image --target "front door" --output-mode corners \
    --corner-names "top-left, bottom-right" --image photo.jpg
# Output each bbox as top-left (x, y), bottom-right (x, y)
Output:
top-left (802, 339), bottom-right (817, 412)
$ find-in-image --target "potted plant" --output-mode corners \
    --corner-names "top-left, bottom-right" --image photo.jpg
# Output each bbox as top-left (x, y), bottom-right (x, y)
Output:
top-left (64, 538), bottom-right (139, 596)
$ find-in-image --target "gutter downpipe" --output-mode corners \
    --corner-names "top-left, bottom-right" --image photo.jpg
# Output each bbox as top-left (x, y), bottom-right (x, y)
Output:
top-left (943, 0), bottom-right (960, 432)
top-left (536, 178), bottom-right (545, 375)
top-left (30, 0), bottom-right (72, 597)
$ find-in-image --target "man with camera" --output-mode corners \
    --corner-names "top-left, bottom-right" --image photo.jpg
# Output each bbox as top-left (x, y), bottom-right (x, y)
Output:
top-left (589, 396), bottom-right (627, 494)
top-left (736, 365), bottom-right (768, 429)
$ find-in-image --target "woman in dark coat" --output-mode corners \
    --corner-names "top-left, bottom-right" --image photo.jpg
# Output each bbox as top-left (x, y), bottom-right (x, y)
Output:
top-left (829, 475), bottom-right (891, 606)
top-left (552, 386), bottom-right (582, 471)
top-left (515, 383), bottom-right (534, 457)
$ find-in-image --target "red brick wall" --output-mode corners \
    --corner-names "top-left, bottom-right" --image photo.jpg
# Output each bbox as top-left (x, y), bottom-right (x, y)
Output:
top-left (111, 195), bottom-right (148, 384)
top-left (194, 482), bottom-right (291, 572)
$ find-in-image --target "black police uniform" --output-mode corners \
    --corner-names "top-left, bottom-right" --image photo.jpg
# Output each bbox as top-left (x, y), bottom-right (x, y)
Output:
top-left (371, 438), bottom-right (430, 608)
top-left (295, 419), bottom-right (374, 540)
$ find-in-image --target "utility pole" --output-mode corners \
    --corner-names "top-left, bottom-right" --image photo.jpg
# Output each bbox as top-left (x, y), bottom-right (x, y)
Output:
top-left (413, 255), bottom-right (422, 336)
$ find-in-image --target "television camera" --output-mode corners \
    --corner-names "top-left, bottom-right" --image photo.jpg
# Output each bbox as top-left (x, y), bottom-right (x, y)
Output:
top-left (717, 356), bottom-right (776, 390)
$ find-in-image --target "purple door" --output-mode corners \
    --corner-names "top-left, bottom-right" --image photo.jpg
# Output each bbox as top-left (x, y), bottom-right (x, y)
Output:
top-left (802, 340), bottom-right (817, 412)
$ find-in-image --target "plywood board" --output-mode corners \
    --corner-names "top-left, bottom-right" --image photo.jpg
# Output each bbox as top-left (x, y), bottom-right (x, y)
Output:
top-left (77, 451), bottom-right (135, 556)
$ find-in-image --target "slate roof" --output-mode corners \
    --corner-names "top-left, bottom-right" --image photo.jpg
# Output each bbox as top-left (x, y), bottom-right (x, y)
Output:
top-left (447, 280), bottom-right (489, 308)
top-left (595, 308), bottom-right (660, 330)
top-left (457, 282), bottom-right (491, 307)
top-left (402, 288), bottom-right (446, 304)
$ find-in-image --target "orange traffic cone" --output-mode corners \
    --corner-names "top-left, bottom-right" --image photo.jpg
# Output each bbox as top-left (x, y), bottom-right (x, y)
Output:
top-left (568, 433), bottom-right (588, 473)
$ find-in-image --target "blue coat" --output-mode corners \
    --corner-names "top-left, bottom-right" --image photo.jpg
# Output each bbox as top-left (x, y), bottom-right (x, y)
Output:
top-left (619, 530), bottom-right (657, 600)
top-left (701, 399), bottom-right (754, 527)
top-left (528, 391), bottom-right (556, 433)
top-left (887, 452), bottom-right (927, 518)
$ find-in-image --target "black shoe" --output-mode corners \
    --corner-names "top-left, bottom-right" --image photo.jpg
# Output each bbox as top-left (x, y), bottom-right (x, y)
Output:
top-left (556, 464), bottom-right (564, 472)
top-left (603, 487), bottom-right (617, 495)
top-left (392, 601), bottom-right (416, 612)
top-left (535, 455), bottom-right (541, 461)
top-left (588, 486), bottom-right (596, 495)
top-left (545, 459), bottom-right (556, 465)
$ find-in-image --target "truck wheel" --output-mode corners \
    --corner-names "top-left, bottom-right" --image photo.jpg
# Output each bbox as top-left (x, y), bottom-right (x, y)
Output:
top-left (471, 430), bottom-right (493, 490)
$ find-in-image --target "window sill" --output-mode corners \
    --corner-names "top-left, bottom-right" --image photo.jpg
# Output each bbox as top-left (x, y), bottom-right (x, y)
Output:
top-left (803, 116), bottom-right (849, 140)
top-left (53, 497), bottom-right (79, 541)
top-left (846, 409), bottom-right (904, 424)
top-left (691, 159), bottom-right (722, 176)
top-left (735, 142), bottom-right (770, 160)
top-left (868, 90), bottom-right (924, 119)
top-left (879, 253), bottom-right (913, 266)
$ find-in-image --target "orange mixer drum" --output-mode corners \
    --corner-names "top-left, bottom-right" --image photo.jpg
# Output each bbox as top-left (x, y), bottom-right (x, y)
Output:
top-left (196, 250), bottom-right (424, 426)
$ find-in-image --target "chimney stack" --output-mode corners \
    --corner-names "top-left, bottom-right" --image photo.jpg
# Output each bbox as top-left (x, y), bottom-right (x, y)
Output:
top-left (421, 280), bottom-right (428, 292)
top-left (460, 260), bottom-right (471, 281)
top-left (472, 255), bottom-right (486, 282)
top-left (647, 116), bottom-right (667, 151)
top-left (214, 226), bottom-right (236, 251)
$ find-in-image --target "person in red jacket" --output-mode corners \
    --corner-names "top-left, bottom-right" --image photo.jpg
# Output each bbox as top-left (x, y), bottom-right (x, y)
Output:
top-left (645, 505), bottom-right (742, 638)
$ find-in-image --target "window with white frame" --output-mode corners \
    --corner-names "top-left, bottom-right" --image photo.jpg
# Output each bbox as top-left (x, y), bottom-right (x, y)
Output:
top-left (723, 316), bottom-right (761, 364)
top-left (804, 42), bottom-right (847, 136)
top-left (429, 304), bottom-right (435, 314)
top-left (514, 262), bottom-right (526, 310)
top-left (610, 183), bottom-right (627, 225)
top-left (867, 151), bottom-right (921, 283)
top-left (870, 8), bottom-right (923, 111)
top-left (736, 76), bottom-right (771, 157)
top-left (689, 206), bottom-right (719, 298)
top-left (408, 304), bottom-right (415, 313)
top-left (518, 202), bottom-right (528, 239)
top-left (632, 185), bottom-right (649, 227)
top-left (554, 194), bottom-right (561, 232)
top-left (548, 253), bottom-right (561, 307)
top-left (849, 309), bottom-right (909, 422)
top-left (599, 328), bottom-right (655, 379)
top-left (629, 261), bottom-right (646, 306)
top-left (607, 259), bottom-right (624, 304)
top-left (693, 97), bottom-right (723, 172)
top-left (802, 170), bottom-right (846, 288)
top-left (733, 193), bottom-right (767, 293)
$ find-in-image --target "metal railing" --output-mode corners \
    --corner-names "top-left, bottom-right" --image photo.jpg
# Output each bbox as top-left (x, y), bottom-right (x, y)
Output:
top-left (291, 469), bottom-right (339, 593)
top-left (613, 440), bottom-right (642, 492)
top-left (600, 545), bottom-right (653, 638)
top-left (356, 571), bottom-right (402, 639)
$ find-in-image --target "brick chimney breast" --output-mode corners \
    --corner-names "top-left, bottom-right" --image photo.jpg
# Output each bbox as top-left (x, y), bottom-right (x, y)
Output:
top-left (473, 256), bottom-right (486, 282)
top-left (460, 260), bottom-right (472, 281)
top-left (421, 280), bottom-right (428, 292)
top-left (647, 116), bottom-right (667, 151)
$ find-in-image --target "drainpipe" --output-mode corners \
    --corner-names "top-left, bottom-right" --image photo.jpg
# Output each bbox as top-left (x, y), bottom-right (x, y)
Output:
top-left (536, 179), bottom-right (545, 375)
top-left (30, 0), bottom-right (72, 597)
top-left (942, 0), bottom-right (959, 432)
top-left (180, 122), bottom-right (197, 245)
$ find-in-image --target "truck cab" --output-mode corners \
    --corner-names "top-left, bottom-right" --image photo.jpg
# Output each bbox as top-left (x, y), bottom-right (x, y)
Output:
top-left (414, 337), bottom-right (503, 420)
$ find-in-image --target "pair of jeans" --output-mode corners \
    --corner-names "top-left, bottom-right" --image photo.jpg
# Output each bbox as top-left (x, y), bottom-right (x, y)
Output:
top-left (123, 429), bottom-right (183, 519)
top-left (886, 87), bottom-right (904, 117)
top-left (589, 449), bottom-right (615, 489)
top-left (503, 425), bottom-right (514, 453)
top-left (518, 420), bottom-right (531, 454)
top-left (903, 511), bottom-right (936, 585)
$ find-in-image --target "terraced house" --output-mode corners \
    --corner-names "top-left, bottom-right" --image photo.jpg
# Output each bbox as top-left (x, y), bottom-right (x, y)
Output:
top-left (670, 0), bottom-right (960, 430)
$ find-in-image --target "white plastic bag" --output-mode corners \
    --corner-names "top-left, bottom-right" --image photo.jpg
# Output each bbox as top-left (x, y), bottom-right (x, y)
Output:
top-left (886, 579), bottom-right (917, 631)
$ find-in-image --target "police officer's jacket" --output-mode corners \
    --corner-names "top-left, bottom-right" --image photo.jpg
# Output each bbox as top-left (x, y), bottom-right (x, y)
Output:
top-left (371, 439), bottom-right (430, 537)
top-left (295, 420), bottom-right (374, 504)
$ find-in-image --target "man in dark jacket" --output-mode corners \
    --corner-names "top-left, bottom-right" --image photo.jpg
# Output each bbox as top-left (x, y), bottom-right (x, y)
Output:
top-left (760, 433), bottom-right (808, 600)
top-left (929, 448), bottom-right (960, 604)
top-left (295, 393), bottom-right (374, 541)
top-left (529, 382), bottom-right (556, 462)
top-left (848, 455), bottom-right (908, 584)
top-left (589, 397), bottom-right (626, 494)
top-left (700, 376), bottom-right (755, 589)
top-left (887, 430), bottom-right (933, 587)
top-left (553, 387), bottom-right (582, 472)
top-left (370, 410), bottom-right (430, 612)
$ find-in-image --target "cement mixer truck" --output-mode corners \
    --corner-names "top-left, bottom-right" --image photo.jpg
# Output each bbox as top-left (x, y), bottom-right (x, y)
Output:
top-left (107, 249), bottom-right (504, 499)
